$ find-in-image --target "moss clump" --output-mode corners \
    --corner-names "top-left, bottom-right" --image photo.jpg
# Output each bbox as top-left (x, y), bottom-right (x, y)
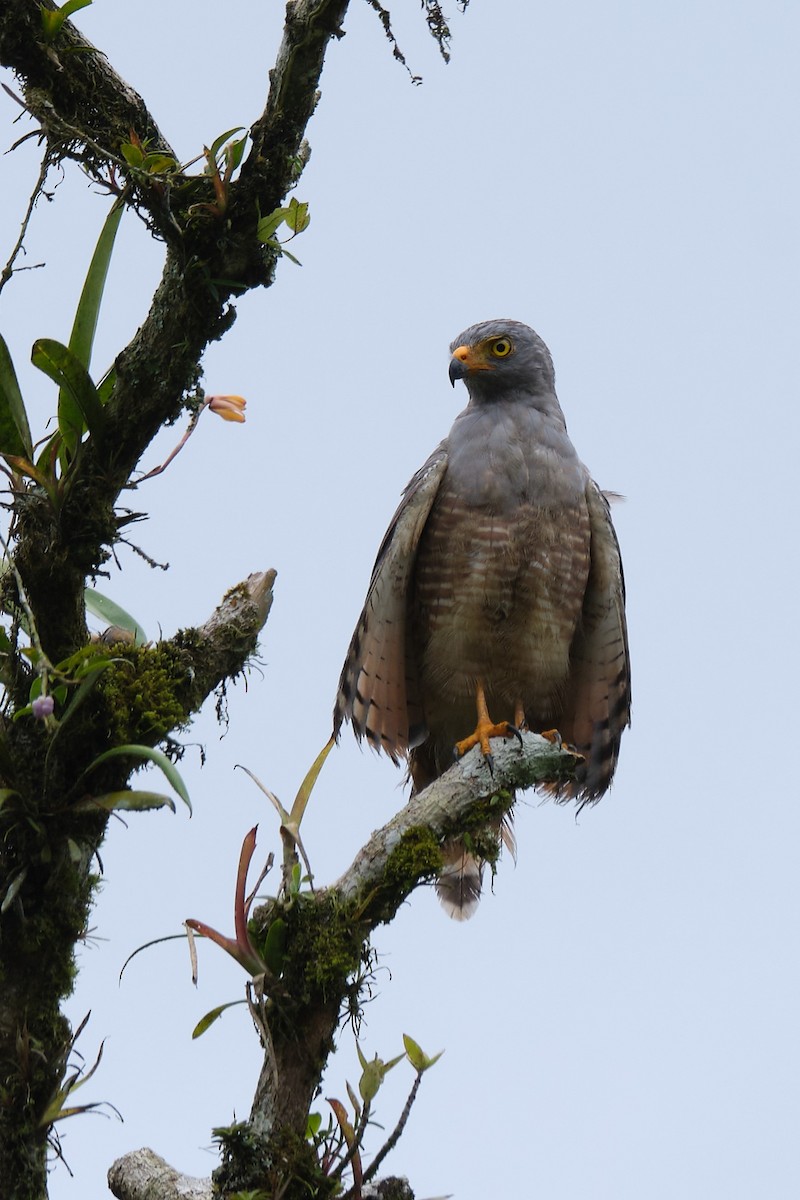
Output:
top-left (361, 827), bottom-right (443, 925)
top-left (212, 1121), bottom-right (338, 1200)
top-left (383, 826), bottom-right (442, 893)
top-left (95, 642), bottom-right (194, 746)
top-left (281, 893), bottom-right (365, 1005)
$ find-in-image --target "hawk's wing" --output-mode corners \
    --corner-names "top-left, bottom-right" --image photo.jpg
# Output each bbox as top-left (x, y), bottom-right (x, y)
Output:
top-left (333, 447), bottom-right (448, 761)
top-left (557, 479), bottom-right (631, 799)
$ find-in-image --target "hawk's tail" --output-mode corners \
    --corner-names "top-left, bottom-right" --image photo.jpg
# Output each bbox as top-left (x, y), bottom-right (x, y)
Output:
top-left (435, 839), bottom-right (483, 920)
top-left (435, 817), bottom-right (516, 920)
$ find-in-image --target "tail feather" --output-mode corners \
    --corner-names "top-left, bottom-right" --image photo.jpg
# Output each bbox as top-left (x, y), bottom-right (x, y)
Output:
top-left (435, 813), bottom-right (515, 919)
top-left (435, 839), bottom-right (483, 921)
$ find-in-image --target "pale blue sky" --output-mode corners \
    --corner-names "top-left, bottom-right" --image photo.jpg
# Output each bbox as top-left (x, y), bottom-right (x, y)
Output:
top-left (2, 2), bottom-right (799, 1197)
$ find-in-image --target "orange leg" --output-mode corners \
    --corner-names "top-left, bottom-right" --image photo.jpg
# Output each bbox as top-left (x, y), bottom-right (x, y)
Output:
top-left (454, 682), bottom-right (523, 771)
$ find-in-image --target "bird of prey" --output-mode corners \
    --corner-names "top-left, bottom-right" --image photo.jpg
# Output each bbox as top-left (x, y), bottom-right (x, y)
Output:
top-left (334, 319), bottom-right (630, 918)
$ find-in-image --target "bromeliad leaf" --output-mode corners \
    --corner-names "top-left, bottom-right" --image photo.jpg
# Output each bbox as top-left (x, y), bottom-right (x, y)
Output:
top-left (71, 791), bottom-right (177, 814)
top-left (1, 454), bottom-right (59, 507)
top-left (81, 744), bottom-right (191, 813)
top-left (84, 588), bottom-right (148, 646)
top-left (31, 339), bottom-right (105, 454)
top-left (97, 366), bottom-right (116, 405)
top-left (67, 202), bottom-right (124, 375)
top-left (192, 1000), bottom-right (246, 1040)
top-left (0, 335), bottom-right (33, 458)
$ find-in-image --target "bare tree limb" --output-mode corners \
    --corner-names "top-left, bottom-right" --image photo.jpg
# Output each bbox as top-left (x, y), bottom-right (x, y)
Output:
top-left (108, 1148), bottom-right (212, 1200)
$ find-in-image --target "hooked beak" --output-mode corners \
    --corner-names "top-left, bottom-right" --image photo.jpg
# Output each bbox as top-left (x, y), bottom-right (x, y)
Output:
top-left (448, 343), bottom-right (489, 387)
top-left (448, 356), bottom-right (466, 387)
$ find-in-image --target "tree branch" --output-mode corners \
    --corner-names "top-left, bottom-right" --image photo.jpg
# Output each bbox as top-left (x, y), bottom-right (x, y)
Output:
top-left (0, 0), bottom-right (175, 168)
top-left (108, 1148), bottom-right (212, 1200)
top-left (174, 569), bottom-right (277, 705)
top-left (334, 731), bottom-right (579, 917)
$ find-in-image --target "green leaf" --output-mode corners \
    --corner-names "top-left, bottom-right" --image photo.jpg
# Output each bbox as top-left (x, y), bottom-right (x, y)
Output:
top-left (142, 153), bottom-right (177, 175)
top-left (31, 338), bottom-right (104, 454)
top-left (84, 588), bottom-right (148, 646)
top-left (263, 918), bottom-right (287, 976)
top-left (403, 1032), bottom-right (444, 1072)
top-left (359, 1059), bottom-right (384, 1103)
top-left (225, 136), bottom-right (248, 173)
top-left (59, 0), bottom-right (93, 19)
top-left (1, 867), bottom-right (27, 914)
top-left (53, 663), bottom-right (111, 738)
top-left (402, 1033), bottom-right (426, 1071)
top-left (82, 744), bottom-right (192, 813)
top-left (284, 198), bottom-right (310, 234)
top-left (0, 335), bottom-right (33, 458)
top-left (120, 142), bottom-right (144, 168)
top-left (279, 246), bottom-right (303, 267)
top-left (0, 788), bottom-right (19, 810)
top-left (97, 366), bottom-right (116, 404)
top-left (67, 201), bottom-right (124, 374)
top-left (256, 208), bottom-right (288, 243)
top-left (288, 735), bottom-right (334, 829)
top-left (192, 1000), bottom-right (246, 1039)
top-left (40, 0), bottom-right (92, 42)
top-left (208, 126), bottom-right (245, 163)
top-left (305, 1112), bottom-right (322, 1139)
top-left (71, 790), bottom-right (177, 814)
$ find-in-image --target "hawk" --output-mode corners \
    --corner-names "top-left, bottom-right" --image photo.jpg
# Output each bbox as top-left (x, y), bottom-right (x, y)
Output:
top-left (334, 320), bottom-right (631, 917)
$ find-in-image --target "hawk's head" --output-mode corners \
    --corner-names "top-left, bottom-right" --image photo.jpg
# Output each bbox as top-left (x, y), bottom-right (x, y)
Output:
top-left (448, 319), bottom-right (556, 397)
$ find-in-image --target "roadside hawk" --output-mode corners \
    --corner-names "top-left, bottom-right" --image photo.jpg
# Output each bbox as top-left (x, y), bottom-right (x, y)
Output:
top-left (334, 319), bottom-right (631, 917)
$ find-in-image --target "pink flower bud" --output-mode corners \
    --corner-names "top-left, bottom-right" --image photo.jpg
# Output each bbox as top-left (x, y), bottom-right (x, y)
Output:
top-left (207, 394), bottom-right (247, 423)
top-left (32, 694), bottom-right (55, 719)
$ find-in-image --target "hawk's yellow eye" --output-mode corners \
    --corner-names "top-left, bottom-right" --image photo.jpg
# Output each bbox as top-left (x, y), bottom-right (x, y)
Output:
top-left (490, 338), bottom-right (513, 358)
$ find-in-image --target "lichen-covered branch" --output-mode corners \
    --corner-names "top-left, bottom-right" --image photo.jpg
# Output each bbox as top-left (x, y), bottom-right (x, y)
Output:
top-left (174, 569), bottom-right (277, 704)
top-left (335, 731), bottom-right (578, 914)
top-left (108, 1148), bottom-right (212, 1200)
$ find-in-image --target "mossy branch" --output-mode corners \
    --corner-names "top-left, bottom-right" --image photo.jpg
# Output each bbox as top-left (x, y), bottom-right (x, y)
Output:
top-left (173, 568), bottom-right (277, 706)
top-left (109, 733), bottom-right (578, 1199)
top-left (334, 731), bottom-right (580, 920)
top-left (0, 0), bottom-right (175, 174)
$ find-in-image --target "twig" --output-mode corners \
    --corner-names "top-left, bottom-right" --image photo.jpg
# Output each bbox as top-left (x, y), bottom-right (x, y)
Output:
top-left (353, 1073), bottom-right (422, 1193)
top-left (0, 526), bottom-right (54, 677)
top-left (0, 146), bottom-right (53, 296)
